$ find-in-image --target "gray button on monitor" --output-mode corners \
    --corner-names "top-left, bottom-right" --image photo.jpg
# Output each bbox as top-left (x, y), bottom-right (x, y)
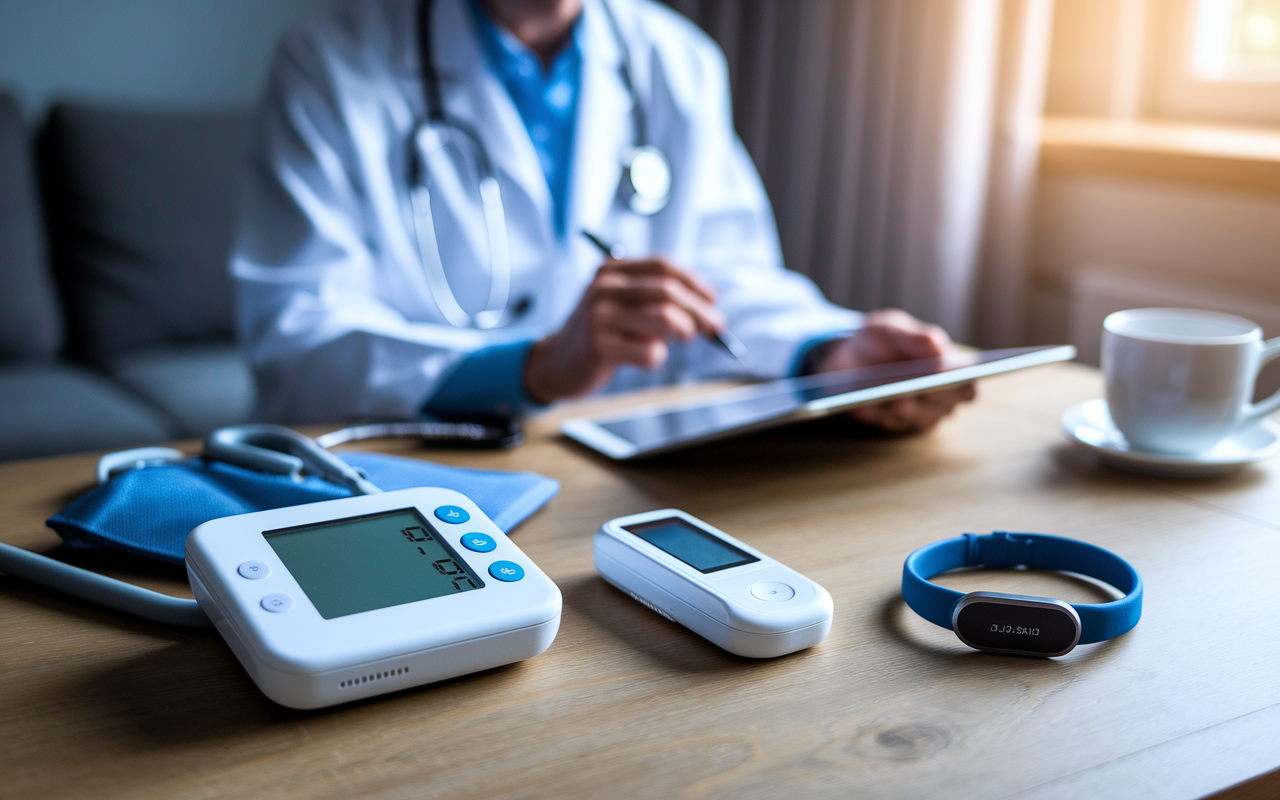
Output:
top-left (238, 560), bottom-right (270, 580)
top-left (749, 581), bottom-right (795, 602)
top-left (261, 593), bottom-right (294, 613)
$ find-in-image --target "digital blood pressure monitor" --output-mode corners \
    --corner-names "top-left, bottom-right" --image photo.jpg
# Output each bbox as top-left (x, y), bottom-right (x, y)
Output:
top-left (185, 487), bottom-right (561, 709)
top-left (902, 532), bottom-right (1142, 657)
top-left (595, 509), bottom-right (833, 658)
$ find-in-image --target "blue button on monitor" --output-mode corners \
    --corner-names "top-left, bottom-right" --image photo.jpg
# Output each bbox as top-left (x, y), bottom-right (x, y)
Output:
top-left (488, 561), bottom-right (525, 582)
top-left (434, 505), bottom-right (470, 524)
top-left (461, 533), bottom-right (496, 553)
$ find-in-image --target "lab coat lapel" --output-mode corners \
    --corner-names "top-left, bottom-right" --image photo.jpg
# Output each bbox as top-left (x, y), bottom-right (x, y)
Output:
top-left (567, 0), bottom-right (631, 244)
top-left (431, 0), bottom-right (553, 231)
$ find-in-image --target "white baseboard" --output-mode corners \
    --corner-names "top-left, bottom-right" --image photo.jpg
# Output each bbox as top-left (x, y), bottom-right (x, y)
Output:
top-left (1069, 267), bottom-right (1280, 365)
top-left (1069, 266), bottom-right (1280, 400)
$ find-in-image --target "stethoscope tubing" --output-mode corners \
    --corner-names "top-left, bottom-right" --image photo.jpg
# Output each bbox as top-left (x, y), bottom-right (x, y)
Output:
top-left (0, 425), bottom-right (382, 629)
top-left (410, 0), bottom-right (671, 329)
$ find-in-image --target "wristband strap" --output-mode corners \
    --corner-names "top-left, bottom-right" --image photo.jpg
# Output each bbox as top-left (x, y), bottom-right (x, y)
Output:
top-left (902, 532), bottom-right (1142, 645)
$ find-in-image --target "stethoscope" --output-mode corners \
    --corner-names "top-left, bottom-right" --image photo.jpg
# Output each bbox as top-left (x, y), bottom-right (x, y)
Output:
top-left (409, 0), bottom-right (673, 329)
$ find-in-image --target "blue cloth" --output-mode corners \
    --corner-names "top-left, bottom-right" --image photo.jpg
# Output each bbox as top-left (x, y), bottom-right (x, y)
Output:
top-left (423, 338), bottom-right (541, 418)
top-left (789, 331), bottom-right (853, 376)
top-left (469, 1), bottom-right (582, 237)
top-left (901, 532), bottom-right (1143, 646)
top-left (46, 452), bottom-right (560, 564)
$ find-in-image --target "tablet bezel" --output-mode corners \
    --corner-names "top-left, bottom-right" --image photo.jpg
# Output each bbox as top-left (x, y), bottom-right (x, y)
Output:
top-left (560, 345), bottom-right (1076, 460)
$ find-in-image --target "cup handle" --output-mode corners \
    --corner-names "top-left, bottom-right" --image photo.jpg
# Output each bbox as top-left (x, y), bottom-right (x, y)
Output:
top-left (1243, 337), bottom-right (1280, 423)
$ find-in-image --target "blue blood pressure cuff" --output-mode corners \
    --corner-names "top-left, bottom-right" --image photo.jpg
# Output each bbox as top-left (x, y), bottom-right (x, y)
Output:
top-left (47, 453), bottom-right (559, 565)
top-left (901, 532), bottom-right (1142, 657)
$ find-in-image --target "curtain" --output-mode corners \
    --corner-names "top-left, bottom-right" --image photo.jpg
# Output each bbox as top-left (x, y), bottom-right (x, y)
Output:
top-left (662, 0), bottom-right (1053, 346)
top-left (974, 0), bottom-right (1055, 347)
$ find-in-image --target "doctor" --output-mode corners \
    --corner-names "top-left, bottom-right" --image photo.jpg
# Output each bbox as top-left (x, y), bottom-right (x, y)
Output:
top-left (232, 0), bottom-right (974, 433)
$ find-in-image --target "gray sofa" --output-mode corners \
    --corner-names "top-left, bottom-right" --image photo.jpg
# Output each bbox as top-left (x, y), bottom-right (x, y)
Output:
top-left (0, 90), bottom-right (256, 461)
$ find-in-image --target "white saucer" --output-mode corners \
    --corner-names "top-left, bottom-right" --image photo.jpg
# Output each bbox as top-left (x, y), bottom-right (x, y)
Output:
top-left (1059, 399), bottom-right (1280, 477)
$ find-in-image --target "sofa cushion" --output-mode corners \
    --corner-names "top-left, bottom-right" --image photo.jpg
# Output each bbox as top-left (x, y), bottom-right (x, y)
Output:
top-left (39, 104), bottom-right (250, 362)
top-left (0, 363), bottom-right (177, 461)
top-left (0, 91), bottom-right (63, 360)
top-left (103, 343), bottom-right (255, 437)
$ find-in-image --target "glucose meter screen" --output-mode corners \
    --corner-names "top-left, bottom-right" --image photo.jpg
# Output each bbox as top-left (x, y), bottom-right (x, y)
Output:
top-left (623, 517), bottom-right (759, 574)
top-left (264, 508), bottom-right (484, 619)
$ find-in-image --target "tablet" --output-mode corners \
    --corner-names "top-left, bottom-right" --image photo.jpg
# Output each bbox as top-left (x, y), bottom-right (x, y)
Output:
top-left (560, 345), bottom-right (1076, 460)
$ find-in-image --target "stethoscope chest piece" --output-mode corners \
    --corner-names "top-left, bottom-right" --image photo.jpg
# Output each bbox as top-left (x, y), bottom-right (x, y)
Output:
top-left (416, 123), bottom-right (452, 154)
top-left (621, 145), bottom-right (671, 215)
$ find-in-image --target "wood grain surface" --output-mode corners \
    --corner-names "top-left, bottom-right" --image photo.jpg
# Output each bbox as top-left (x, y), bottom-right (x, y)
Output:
top-left (2, 363), bottom-right (1279, 799)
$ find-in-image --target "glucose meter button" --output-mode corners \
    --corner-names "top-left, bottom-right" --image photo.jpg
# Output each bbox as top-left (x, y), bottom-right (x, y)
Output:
top-left (434, 505), bottom-right (470, 524)
top-left (750, 581), bottom-right (795, 602)
top-left (261, 593), bottom-right (294, 613)
top-left (237, 560), bottom-right (270, 580)
top-left (488, 561), bottom-right (525, 582)
top-left (461, 533), bottom-right (496, 553)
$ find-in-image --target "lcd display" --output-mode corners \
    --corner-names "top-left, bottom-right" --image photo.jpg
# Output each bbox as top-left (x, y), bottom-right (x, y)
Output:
top-left (623, 517), bottom-right (759, 574)
top-left (590, 346), bottom-right (1068, 455)
top-left (264, 508), bottom-right (483, 620)
top-left (954, 600), bottom-right (1079, 655)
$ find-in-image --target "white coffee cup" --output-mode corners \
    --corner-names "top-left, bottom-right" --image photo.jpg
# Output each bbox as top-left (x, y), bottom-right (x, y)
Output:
top-left (1102, 308), bottom-right (1280, 455)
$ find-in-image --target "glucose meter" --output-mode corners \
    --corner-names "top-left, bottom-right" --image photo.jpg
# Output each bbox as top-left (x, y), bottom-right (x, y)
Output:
top-left (185, 487), bottom-right (561, 709)
top-left (595, 509), bottom-right (832, 658)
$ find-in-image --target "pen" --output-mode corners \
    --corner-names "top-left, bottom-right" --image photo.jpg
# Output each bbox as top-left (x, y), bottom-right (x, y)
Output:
top-left (580, 230), bottom-right (751, 365)
top-left (581, 230), bottom-right (627, 260)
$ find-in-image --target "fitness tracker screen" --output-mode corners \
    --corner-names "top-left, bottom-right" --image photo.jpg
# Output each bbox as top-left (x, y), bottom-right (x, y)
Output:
top-left (623, 517), bottom-right (759, 574)
top-left (264, 507), bottom-right (483, 619)
top-left (954, 600), bottom-right (1078, 656)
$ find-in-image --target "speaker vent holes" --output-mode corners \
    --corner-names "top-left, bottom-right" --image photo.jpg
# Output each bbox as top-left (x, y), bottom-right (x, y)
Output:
top-left (629, 591), bottom-right (675, 622)
top-left (339, 666), bottom-right (409, 689)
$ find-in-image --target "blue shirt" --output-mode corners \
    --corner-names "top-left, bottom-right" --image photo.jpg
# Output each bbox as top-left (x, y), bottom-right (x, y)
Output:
top-left (468, 2), bottom-right (582, 238)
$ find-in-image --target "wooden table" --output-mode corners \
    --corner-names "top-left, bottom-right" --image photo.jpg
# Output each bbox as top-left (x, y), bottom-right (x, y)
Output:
top-left (3, 363), bottom-right (1279, 799)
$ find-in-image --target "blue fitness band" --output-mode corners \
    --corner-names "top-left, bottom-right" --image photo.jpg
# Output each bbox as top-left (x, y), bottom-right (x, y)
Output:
top-left (902, 532), bottom-right (1142, 657)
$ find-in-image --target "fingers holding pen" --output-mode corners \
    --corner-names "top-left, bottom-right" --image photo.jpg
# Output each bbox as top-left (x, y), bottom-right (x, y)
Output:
top-left (599, 258), bottom-right (721, 314)
top-left (591, 259), bottom-right (725, 339)
top-left (590, 283), bottom-right (724, 341)
top-left (597, 257), bottom-right (719, 307)
top-left (596, 328), bottom-right (669, 370)
top-left (594, 299), bottom-right (694, 344)
top-left (523, 255), bottom-right (727, 404)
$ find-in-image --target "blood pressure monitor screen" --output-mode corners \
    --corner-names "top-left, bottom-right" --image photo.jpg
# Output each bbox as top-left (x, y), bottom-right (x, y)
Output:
top-left (264, 508), bottom-right (484, 620)
top-left (623, 517), bottom-right (759, 574)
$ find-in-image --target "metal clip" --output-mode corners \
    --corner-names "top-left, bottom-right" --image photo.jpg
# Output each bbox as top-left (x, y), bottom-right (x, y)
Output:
top-left (96, 447), bottom-right (187, 485)
top-left (204, 424), bottom-right (382, 496)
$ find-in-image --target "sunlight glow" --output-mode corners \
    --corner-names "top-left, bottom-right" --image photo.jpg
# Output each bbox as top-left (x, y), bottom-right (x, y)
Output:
top-left (1192, 0), bottom-right (1280, 80)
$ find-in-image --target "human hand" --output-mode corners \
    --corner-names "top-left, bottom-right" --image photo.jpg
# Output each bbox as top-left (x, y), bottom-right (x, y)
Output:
top-left (811, 308), bottom-right (976, 433)
top-left (524, 257), bottom-right (724, 403)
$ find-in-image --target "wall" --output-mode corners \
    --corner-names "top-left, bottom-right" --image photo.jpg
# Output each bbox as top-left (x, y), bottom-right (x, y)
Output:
top-left (1026, 170), bottom-right (1280, 334)
top-left (1042, 0), bottom-right (1123, 118)
top-left (1027, 0), bottom-right (1280, 373)
top-left (0, 0), bottom-right (323, 116)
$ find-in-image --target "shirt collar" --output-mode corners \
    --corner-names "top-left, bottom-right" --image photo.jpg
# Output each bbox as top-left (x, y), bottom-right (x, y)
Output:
top-left (467, 1), bottom-right (583, 82)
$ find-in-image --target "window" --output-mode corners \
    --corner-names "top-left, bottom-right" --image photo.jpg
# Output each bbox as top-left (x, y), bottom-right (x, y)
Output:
top-left (1193, 0), bottom-right (1280, 81)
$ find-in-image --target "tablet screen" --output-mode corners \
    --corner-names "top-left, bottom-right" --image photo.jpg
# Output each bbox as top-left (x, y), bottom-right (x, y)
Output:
top-left (593, 347), bottom-right (1059, 454)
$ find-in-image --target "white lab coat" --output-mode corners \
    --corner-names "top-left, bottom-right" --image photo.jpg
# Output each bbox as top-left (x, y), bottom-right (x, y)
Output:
top-left (232, 0), bottom-right (861, 424)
